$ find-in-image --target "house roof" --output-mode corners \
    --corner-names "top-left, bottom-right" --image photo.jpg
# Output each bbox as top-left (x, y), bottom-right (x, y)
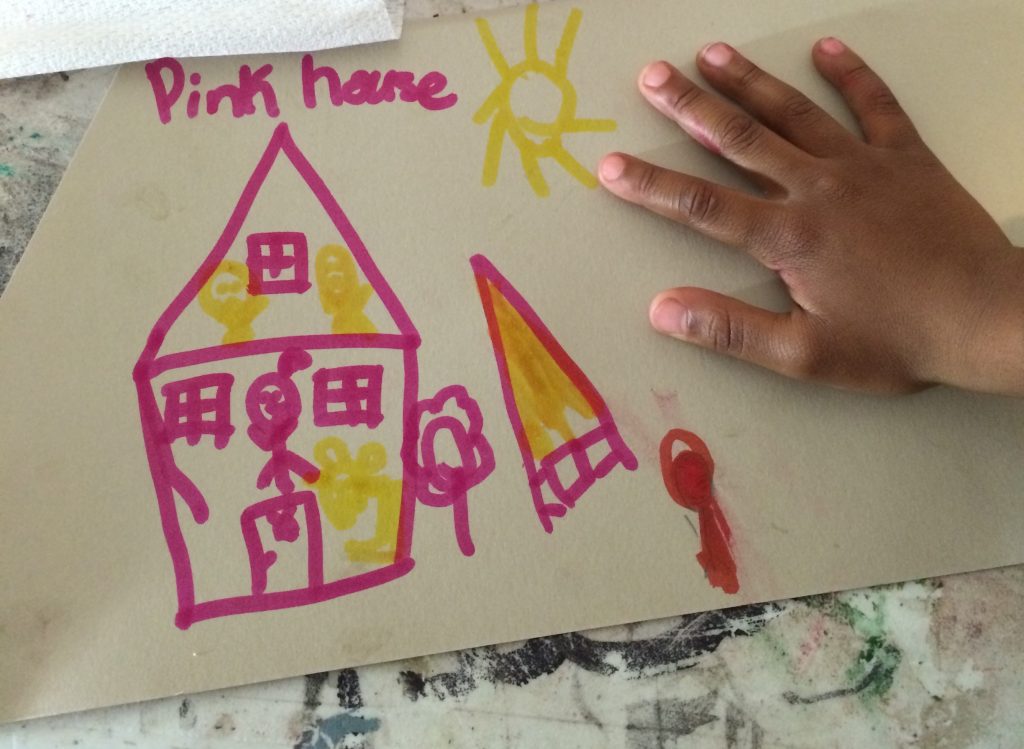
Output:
top-left (136, 123), bottom-right (418, 379)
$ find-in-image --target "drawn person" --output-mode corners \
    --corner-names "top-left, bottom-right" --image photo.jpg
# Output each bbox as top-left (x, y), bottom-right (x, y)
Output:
top-left (246, 348), bottom-right (320, 493)
top-left (315, 244), bottom-right (376, 334)
top-left (598, 41), bottom-right (1024, 396)
top-left (197, 259), bottom-right (269, 344)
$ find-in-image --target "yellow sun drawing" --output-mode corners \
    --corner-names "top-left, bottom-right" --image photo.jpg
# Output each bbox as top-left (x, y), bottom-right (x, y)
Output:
top-left (474, 4), bottom-right (616, 197)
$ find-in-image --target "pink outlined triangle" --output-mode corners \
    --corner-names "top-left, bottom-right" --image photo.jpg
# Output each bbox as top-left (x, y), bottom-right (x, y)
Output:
top-left (471, 254), bottom-right (638, 532)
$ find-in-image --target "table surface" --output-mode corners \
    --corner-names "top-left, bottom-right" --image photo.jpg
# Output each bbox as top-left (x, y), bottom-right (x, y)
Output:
top-left (2, 1), bottom-right (1022, 746)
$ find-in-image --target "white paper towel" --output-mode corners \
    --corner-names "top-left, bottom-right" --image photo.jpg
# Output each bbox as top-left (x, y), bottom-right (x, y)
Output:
top-left (1, 0), bottom-right (404, 79)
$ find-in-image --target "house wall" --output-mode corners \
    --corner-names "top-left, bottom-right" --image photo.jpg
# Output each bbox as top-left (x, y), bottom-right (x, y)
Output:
top-left (147, 345), bottom-right (413, 607)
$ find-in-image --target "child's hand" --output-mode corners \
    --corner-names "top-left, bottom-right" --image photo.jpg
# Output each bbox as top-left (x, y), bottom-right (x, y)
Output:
top-left (599, 39), bottom-right (1024, 395)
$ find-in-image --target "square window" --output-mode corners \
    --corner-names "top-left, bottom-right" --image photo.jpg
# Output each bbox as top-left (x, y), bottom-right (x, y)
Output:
top-left (246, 231), bottom-right (311, 295)
top-left (161, 372), bottom-right (235, 448)
top-left (312, 365), bottom-right (384, 428)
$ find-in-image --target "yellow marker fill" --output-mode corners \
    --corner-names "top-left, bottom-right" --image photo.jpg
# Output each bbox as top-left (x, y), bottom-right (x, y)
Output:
top-left (311, 436), bottom-right (401, 564)
top-left (315, 244), bottom-right (376, 334)
top-left (487, 283), bottom-right (595, 459)
top-left (197, 260), bottom-right (269, 344)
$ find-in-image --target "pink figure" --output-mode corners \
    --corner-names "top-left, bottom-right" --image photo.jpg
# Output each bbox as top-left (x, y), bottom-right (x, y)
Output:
top-left (246, 348), bottom-right (320, 493)
top-left (413, 385), bottom-right (496, 557)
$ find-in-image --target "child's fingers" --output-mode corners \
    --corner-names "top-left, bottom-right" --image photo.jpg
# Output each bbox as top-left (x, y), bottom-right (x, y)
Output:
top-left (695, 42), bottom-right (853, 157)
top-left (637, 61), bottom-right (815, 186)
top-left (598, 153), bottom-right (784, 254)
top-left (649, 289), bottom-right (817, 379)
top-left (811, 37), bottom-right (921, 148)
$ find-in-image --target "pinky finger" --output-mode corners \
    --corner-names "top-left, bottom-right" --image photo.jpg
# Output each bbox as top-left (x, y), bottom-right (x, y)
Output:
top-left (812, 37), bottom-right (921, 148)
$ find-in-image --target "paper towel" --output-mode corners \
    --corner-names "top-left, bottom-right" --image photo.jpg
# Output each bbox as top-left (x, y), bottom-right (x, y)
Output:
top-left (1, 0), bottom-right (404, 79)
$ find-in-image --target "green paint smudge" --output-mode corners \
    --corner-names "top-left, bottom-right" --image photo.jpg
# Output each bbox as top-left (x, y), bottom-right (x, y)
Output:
top-left (837, 594), bottom-right (903, 700)
top-left (0, 164), bottom-right (14, 177)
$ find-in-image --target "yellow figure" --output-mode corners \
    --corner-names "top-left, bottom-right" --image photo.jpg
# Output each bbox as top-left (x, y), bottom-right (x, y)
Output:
top-left (474, 5), bottom-right (616, 197)
top-left (197, 260), bottom-right (269, 344)
top-left (488, 283), bottom-right (594, 459)
top-left (315, 244), bottom-right (376, 334)
top-left (311, 436), bottom-right (401, 564)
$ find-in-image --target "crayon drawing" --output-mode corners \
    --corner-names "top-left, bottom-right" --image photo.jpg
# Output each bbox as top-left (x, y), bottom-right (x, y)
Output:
top-left (659, 429), bottom-right (739, 593)
top-left (134, 123), bottom-right (494, 629)
top-left (471, 254), bottom-right (638, 532)
top-left (474, 5), bottom-right (616, 196)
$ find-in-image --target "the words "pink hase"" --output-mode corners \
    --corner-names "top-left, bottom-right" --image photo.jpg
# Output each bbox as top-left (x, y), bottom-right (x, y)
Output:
top-left (145, 55), bottom-right (458, 124)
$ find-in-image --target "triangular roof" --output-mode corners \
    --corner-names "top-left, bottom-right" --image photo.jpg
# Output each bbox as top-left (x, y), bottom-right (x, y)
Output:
top-left (136, 123), bottom-right (417, 376)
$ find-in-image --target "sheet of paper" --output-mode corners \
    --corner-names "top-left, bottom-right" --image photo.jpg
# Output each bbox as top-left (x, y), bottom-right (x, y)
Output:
top-left (1, 0), bottom-right (1022, 723)
top-left (0, 0), bottom-right (403, 79)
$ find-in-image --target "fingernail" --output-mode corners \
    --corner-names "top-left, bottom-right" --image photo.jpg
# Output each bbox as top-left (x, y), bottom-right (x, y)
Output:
top-left (702, 42), bottom-right (734, 67)
top-left (599, 154), bottom-right (627, 181)
top-left (819, 37), bottom-right (845, 55)
top-left (642, 61), bottom-right (673, 89)
top-left (650, 298), bottom-right (686, 334)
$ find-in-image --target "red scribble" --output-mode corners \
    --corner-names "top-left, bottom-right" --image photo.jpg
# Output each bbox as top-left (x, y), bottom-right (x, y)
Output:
top-left (659, 429), bottom-right (739, 594)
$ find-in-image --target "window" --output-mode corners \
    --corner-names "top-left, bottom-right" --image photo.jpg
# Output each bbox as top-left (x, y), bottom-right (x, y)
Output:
top-left (245, 231), bottom-right (311, 295)
top-left (161, 373), bottom-right (235, 448)
top-left (312, 365), bottom-right (383, 428)
top-left (539, 427), bottom-right (616, 508)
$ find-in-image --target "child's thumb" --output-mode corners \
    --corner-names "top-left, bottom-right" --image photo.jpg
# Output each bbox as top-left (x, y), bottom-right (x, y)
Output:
top-left (649, 288), bottom-right (816, 380)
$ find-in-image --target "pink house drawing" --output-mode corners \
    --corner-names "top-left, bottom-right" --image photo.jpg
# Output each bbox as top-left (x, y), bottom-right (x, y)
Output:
top-left (134, 123), bottom-right (493, 629)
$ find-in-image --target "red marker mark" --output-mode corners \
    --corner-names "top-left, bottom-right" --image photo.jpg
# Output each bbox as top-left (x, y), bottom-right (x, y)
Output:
top-left (659, 429), bottom-right (739, 594)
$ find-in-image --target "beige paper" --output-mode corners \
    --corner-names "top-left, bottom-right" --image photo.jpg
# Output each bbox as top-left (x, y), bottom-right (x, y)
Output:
top-left (1, 0), bottom-right (1022, 723)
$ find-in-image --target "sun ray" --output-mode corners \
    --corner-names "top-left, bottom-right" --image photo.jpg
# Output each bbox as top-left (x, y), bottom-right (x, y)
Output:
top-left (482, 114), bottom-right (510, 186)
top-left (519, 147), bottom-right (549, 197)
top-left (476, 18), bottom-right (510, 76)
top-left (554, 8), bottom-right (582, 77)
top-left (524, 3), bottom-right (540, 62)
top-left (551, 146), bottom-right (598, 188)
top-left (473, 86), bottom-right (505, 124)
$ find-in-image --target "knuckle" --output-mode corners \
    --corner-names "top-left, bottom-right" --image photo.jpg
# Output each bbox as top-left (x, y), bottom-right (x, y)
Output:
top-left (668, 84), bottom-right (702, 116)
top-left (734, 62), bottom-right (764, 91)
top-left (838, 62), bottom-right (874, 91)
top-left (863, 86), bottom-right (904, 117)
top-left (808, 169), bottom-right (855, 202)
top-left (716, 113), bottom-right (762, 153)
top-left (634, 164), bottom-right (661, 197)
top-left (841, 64), bottom-right (905, 116)
top-left (674, 180), bottom-right (720, 224)
top-left (779, 93), bottom-right (819, 122)
top-left (695, 308), bottom-right (746, 357)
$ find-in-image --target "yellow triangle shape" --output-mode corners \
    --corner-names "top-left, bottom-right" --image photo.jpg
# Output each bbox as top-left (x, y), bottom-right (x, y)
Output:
top-left (484, 280), bottom-right (596, 460)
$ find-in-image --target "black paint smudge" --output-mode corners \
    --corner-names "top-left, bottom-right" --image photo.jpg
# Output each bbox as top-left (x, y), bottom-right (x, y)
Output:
top-left (626, 693), bottom-right (718, 748)
top-left (303, 672), bottom-right (329, 712)
top-left (400, 603), bottom-right (781, 701)
top-left (782, 661), bottom-right (884, 704)
top-left (398, 670), bottom-right (426, 701)
top-left (337, 669), bottom-right (363, 710)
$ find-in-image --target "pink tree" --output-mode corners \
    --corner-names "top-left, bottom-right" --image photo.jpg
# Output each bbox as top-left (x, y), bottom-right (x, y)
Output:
top-left (414, 385), bottom-right (495, 556)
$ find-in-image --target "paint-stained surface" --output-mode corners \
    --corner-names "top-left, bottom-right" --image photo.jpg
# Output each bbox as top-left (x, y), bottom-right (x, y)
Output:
top-left (2, 0), bottom-right (1024, 746)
